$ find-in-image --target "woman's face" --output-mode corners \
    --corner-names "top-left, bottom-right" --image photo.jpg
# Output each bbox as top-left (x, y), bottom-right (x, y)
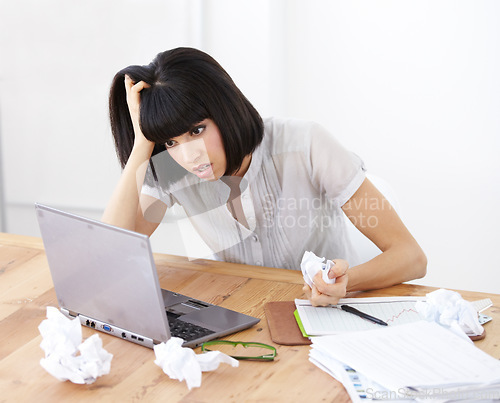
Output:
top-left (165, 119), bottom-right (226, 181)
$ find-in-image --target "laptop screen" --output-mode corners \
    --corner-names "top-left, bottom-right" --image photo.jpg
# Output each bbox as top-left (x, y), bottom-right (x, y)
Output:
top-left (36, 204), bottom-right (170, 343)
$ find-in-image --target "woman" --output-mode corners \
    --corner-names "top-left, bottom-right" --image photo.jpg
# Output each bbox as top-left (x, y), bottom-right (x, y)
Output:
top-left (103, 47), bottom-right (427, 306)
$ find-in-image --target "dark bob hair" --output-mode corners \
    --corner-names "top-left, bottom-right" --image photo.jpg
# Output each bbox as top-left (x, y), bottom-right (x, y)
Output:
top-left (109, 47), bottom-right (264, 176)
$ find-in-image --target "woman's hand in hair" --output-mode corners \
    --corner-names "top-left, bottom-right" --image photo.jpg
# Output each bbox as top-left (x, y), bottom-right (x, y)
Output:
top-left (124, 75), bottom-right (154, 152)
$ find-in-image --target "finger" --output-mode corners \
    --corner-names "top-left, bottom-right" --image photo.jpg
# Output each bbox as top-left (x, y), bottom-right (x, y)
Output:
top-left (335, 272), bottom-right (348, 287)
top-left (313, 271), bottom-right (348, 297)
top-left (312, 271), bottom-right (333, 295)
top-left (124, 75), bottom-right (150, 98)
top-left (302, 284), bottom-right (312, 299)
top-left (313, 271), bottom-right (326, 287)
top-left (309, 285), bottom-right (323, 306)
top-left (124, 74), bottom-right (134, 94)
top-left (127, 81), bottom-right (151, 111)
top-left (132, 81), bottom-right (151, 92)
top-left (310, 285), bottom-right (341, 307)
top-left (328, 259), bottom-right (349, 279)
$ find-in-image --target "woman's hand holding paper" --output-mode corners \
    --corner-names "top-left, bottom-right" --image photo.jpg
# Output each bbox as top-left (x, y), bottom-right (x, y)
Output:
top-left (303, 259), bottom-right (349, 306)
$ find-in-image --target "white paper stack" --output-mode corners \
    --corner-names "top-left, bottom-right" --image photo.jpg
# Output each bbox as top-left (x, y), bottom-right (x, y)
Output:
top-left (309, 321), bottom-right (500, 402)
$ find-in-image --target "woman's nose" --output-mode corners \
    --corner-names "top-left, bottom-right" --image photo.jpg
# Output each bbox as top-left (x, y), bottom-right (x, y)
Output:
top-left (179, 138), bottom-right (205, 163)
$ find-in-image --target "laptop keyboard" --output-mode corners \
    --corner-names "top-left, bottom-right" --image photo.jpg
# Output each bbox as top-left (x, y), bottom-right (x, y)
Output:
top-left (167, 312), bottom-right (215, 342)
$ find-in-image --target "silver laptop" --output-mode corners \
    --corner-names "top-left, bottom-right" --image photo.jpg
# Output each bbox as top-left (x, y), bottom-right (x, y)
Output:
top-left (35, 203), bottom-right (260, 348)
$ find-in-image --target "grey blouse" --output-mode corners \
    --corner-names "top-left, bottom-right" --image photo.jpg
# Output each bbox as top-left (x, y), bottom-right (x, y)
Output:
top-left (142, 117), bottom-right (366, 270)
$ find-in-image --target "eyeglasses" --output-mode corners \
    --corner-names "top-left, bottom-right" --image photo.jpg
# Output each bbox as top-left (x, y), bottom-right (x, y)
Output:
top-left (201, 340), bottom-right (277, 361)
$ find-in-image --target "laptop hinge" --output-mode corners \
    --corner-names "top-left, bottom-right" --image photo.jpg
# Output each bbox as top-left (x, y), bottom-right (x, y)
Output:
top-left (60, 307), bottom-right (78, 318)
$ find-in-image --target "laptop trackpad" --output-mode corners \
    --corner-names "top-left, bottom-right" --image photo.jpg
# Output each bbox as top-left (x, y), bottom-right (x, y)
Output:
top-left (182, 306), bottom-right (251, 331)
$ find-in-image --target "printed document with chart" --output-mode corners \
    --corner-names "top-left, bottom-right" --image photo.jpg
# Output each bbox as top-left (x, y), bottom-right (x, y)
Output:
top-left (295, 296), bottom-right (426, 335)
top-left (298, 296), bottom-right (500, 401)
top-left (310, 321), bottom-right (500, 401)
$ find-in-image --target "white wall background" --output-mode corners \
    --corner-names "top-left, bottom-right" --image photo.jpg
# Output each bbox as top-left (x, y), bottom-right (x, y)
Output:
top-left (0, 0), bottom-right (498, 294)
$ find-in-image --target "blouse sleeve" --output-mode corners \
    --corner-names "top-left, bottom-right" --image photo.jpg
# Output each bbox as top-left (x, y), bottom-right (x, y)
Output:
top-left (308, 122), bottom-right (366, 207)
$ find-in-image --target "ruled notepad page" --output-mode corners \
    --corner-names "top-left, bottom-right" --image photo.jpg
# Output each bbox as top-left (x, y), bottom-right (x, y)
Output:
top-left (296, 297), bottom-right (425, 335)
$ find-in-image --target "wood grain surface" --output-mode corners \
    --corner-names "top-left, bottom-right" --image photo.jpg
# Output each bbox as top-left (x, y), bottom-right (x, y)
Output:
top-left (0, 233), bottom-right (498, 402)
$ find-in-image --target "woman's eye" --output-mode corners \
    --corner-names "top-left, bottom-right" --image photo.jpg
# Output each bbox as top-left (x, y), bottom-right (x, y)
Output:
top-left (165, 139), bottom-right (177, 148)
top-left (191, 125), bottom-right (205, 136)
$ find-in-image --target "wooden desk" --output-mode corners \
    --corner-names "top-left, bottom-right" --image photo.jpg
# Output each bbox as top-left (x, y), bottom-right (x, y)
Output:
top-left (1, 233), bottom-right (499, 402)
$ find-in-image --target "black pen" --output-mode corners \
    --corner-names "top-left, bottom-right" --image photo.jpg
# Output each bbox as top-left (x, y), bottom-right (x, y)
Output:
top-left (340, 305), bottom-right (388, 326)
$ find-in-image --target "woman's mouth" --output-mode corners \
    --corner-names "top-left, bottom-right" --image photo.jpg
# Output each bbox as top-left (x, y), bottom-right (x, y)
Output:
top-left (193, 163), bottom-right (214, 179)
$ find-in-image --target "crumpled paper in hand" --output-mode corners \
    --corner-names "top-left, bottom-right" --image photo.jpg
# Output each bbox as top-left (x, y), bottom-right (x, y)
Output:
top-left (154, 337), bottom-right (239, 389)
top-left (38, 306), bottom-right (113, 384)
top-left (415, 288), bottom-right (484, 342)
top-left (301, 251), bottom-right (336, 288)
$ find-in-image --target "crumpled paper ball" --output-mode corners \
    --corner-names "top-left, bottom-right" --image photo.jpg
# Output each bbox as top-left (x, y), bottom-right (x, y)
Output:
top-left (301, 251), bottom-right (336, 288)
top-left (415, 289), bottom-right (483, 341)
top-left (38, 306), bottom-right (113, 384)
top-left (153, 337), bottom-right (239, 389)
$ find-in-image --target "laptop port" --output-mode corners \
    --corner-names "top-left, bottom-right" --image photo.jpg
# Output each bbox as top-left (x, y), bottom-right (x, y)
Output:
top-left (90, 321), bottom-right (96, 328)
top-left (138, 337), bottom-right (144, 342)
top-left (102, 325), bottom-right (112, 332)
top-left (121, 332), bottom-right (126, 338)
top-left (131, 335), bottom-right (137, 340)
